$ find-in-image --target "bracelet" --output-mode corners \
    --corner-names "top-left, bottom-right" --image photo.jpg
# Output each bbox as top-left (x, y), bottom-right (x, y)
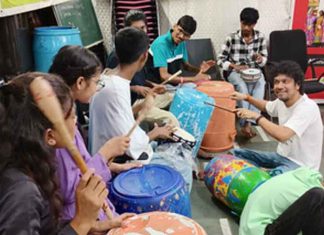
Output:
top-left (255, 115), bottom-right (264, 125)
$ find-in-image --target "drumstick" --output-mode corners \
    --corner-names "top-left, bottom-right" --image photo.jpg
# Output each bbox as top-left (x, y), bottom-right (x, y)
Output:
top-left (204, 101), bottom-right (236, 113)
top-left (29, 76), bottom-right (114, 220)
top-left (107, 94), bottom-right (155, 165)
top-left (126, 94), bottom-right (155, 137)
top-left (160, 70), bottom-right (182, 85)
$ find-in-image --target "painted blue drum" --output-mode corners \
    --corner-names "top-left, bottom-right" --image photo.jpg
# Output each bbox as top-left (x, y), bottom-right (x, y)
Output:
top-left (109, 164), bottom-right (192, 217)
top-left (169, 87), bottom-right (214, 157)
top-left (33, 26), bottom-right (82, 72)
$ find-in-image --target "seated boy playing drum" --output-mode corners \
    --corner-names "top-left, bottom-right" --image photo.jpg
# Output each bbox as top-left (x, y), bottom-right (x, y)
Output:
top-left (89, 27), bottom-right (194, 191)
top-left (217, 7), bottom-right (267, 138)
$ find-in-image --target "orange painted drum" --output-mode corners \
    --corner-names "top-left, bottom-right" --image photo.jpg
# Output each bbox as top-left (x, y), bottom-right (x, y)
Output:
top-left (107, 211), bottom-right (207, 235)
top-left (197, 81), bottom-right (236, 152)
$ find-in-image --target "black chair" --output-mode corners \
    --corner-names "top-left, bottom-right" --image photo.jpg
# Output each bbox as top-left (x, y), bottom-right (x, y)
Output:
top-left (267, 29), bottom-right (324, 98)
top-left (184, 38), bottom-right (222, 80)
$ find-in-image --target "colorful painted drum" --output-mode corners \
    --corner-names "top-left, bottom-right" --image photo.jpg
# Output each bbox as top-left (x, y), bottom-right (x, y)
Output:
top-left (169, 87), bottom-right (214, 157)
top-left (197, 81), bottom-right (236, 152)
top-left (203, 154), bottom-right (236, 196)
top-left (204, 155), bottom-right (270, 214)
top-left (227, 166), bottom-right (271, 213)
top-left (109, 164), bottom-right (191, 217)
top-left (107, 211), bottom-right (207, 235)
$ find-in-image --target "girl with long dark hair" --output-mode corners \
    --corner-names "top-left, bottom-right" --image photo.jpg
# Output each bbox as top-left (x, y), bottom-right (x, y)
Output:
top-left (49, 46), bottom-right (137, 228)
top-left (0, 72), bottom-right (109, 234)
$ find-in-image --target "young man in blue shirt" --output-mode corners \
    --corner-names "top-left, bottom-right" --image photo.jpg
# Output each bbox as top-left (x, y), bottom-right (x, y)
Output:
top-left (150, 15), bottom-right (215, 84)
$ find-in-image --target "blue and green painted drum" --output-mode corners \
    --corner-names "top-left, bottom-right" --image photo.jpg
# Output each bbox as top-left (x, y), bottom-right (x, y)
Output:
top-left (204, 155), bottom-right (270, 214)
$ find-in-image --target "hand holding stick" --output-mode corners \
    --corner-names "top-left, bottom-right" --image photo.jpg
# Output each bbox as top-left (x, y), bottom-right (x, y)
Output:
top-left (160, 70), bottom-right (182, 85)
top-left (127, 93), bottom-right (155, 137)
top-left (107, 94), bottom-right (155, 164)
top-left (29, 76), bottom-right (113, 220)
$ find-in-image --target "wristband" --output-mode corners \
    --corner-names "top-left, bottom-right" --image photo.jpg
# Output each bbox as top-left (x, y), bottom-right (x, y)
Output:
top-left (255, 115), bottom-right (264, 125)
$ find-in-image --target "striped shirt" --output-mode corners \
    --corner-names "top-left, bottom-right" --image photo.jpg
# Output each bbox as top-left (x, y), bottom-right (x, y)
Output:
top-left (217, 30), bottom-right (268, 71)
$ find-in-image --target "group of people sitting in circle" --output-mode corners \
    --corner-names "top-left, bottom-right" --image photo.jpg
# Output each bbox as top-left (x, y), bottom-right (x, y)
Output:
top-left (0, 6), bottom-right (323, 235)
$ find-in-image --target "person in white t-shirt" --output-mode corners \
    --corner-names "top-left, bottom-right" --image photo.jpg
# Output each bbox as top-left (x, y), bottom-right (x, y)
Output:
top-left (230, 60), bottom-right (323, 176)
top-left (89, 27), bottom-right (193, 190)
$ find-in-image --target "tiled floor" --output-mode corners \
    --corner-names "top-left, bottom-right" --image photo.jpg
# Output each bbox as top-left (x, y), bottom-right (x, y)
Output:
top-left (190, 105), bottom-right (324, 235)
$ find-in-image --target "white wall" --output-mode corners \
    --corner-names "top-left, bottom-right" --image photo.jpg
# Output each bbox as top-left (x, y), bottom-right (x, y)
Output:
top-left (158, 0), bottom-right (294, 54)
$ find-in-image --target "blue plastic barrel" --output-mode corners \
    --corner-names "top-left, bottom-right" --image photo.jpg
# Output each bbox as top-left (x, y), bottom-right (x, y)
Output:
top-left (33, 26), bottom-right (82, 72)
top-left (169, 87), bottom-right (214, 157)
top-left (109, 164), bottom-right (192, 217)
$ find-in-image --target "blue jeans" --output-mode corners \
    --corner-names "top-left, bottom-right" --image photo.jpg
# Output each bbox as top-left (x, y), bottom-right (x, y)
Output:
top-left (227, 71), bottom-right (265, 126)
top-left (232, 148), bottom-right (300, 176)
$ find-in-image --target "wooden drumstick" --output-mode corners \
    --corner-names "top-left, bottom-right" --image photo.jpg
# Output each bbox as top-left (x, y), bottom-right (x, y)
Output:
top-left (126, 93), bottom-right (155, 137)
top-left (160, 70), bottom-right (182, 85)
top-left (107, 94), bottom-right (155, 165)
top-left (29, 76), bottom-right (113, 220)
top-left (204, 101), bottom-right (236, 113)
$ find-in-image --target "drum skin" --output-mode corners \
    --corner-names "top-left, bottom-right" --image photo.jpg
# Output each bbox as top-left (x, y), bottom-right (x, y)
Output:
top-left (240, 68), bottom-right (261, 83)
top-left (109, 164), bottom-right (192, 217)
top-left (197, 81), bottom-right (236, 152)
top-left (107, 211), bottom-right (207, 235)
top-left (204, 155), bottom-right (270, 214)
top-left (171, 127), bottom-right (196, 149)
top-left (169, 87), bottom-right (214, 157)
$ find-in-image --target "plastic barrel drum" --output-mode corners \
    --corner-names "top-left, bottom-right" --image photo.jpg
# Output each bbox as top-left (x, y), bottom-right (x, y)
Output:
top-left (197, 81), bottom-right (236, 152)
top-left (33, 26), bottom-right (82, 72)
top-left (204, 155), bottom-right (270, 214)
top-left (109, 164), bottom-right (191, 217)
top-left (107, 211), bottom-right (207, 235)
top-left (169, 87), bottom-right (214, 157)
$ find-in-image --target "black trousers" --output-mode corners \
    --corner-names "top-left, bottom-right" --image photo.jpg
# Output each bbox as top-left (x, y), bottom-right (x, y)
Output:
top-left (265, 187), bottom-right (324, 235)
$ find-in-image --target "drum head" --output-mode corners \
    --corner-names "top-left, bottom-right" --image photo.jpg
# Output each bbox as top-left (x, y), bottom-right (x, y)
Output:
top-left (242, 68), bottom-right (260, 76)
top-left (107, 211), bottom-right (207, 235)
top-left (173, 127), bottom-right (195, 142)
top-left (241, 68), bottom-right (261, 83)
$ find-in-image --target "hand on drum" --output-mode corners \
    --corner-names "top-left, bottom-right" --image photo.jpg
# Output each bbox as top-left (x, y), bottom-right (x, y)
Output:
top-left (199, 60), bottom-right (216, 73)
top-left (99, 136), bottom-right (130, 162)
top-left (229, 91), bottom-right (248, 101)
top-left (90, 213), bottom-right (136, 234)
top-left (235, 108), bottom-right (259, 120)
top-left (151, 123), bottom-right (176, 140)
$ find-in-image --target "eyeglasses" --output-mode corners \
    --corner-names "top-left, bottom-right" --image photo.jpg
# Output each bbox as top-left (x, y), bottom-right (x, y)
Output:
top-left (91, 77), bottom-right (105, 91)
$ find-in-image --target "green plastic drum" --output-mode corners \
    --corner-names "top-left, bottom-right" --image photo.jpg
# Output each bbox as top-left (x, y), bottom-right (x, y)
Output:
top-left (226, 166), bottom-right (270, 214)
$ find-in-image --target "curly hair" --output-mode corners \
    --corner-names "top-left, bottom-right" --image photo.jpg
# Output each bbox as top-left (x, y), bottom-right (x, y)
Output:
top-left (269, 60), bottom-right (304, 95)
top-left (0, 72), bottom-right (73, 223)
